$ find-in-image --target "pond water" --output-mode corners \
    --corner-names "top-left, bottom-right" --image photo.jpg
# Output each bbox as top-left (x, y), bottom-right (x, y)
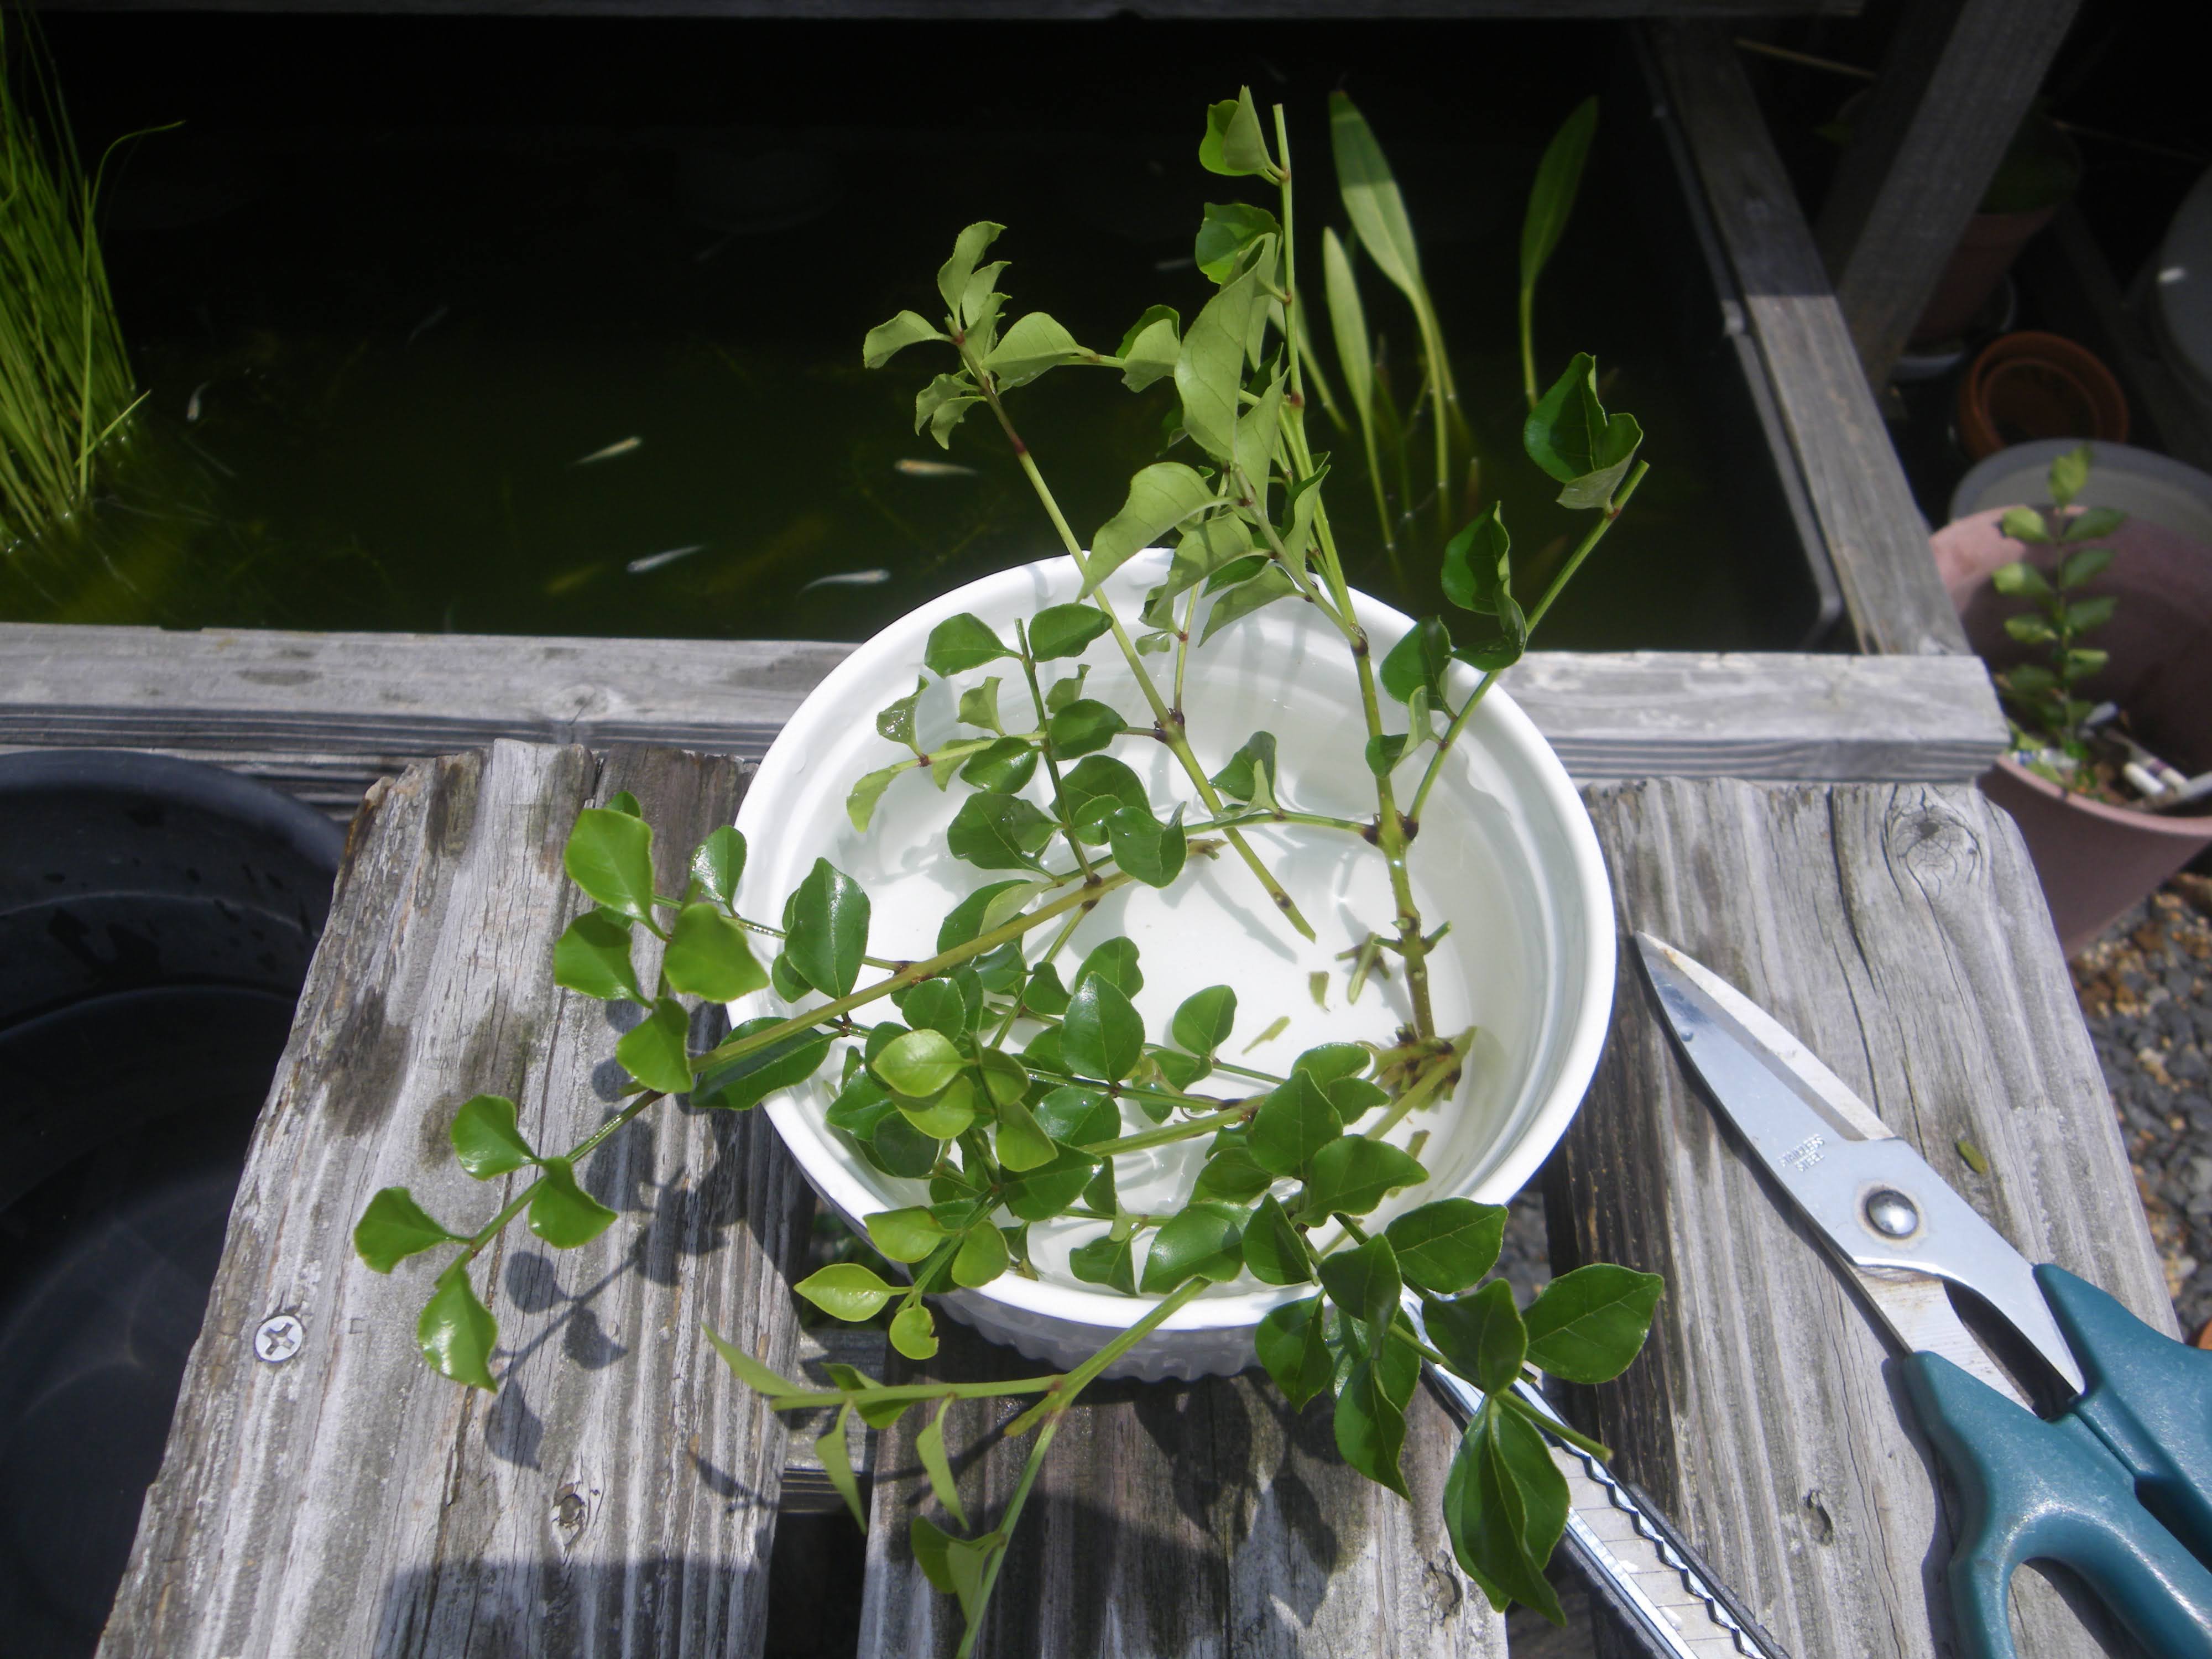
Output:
top-left (13, 15), bottom-right (1815, 650)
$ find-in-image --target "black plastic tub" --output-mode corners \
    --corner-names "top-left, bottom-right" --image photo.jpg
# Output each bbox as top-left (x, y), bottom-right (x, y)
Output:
top-left (0, 750), bottom-right (342, 1658)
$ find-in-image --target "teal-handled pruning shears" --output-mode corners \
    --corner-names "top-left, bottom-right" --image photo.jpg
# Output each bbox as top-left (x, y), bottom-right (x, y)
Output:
top-left (1636, 933), bottom-right (2212, 1659)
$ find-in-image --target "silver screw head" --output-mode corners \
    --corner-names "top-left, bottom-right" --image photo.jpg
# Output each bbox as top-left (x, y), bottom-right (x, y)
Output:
top-left (254, 1313), bottom-right (305, 1364)
top-left (1864, 1188), bottom-right (1919, 1239)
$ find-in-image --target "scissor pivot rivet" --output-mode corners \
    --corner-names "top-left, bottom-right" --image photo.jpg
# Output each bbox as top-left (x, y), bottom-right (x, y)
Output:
top-left (1864, 1189), bottom-right (1919, 1239)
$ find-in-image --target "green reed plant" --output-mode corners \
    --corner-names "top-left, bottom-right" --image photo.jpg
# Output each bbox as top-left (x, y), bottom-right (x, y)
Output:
top-left (1, 7), bottom-right (142, 549)
top-left (357, 86), bottom-right (1661, 1655)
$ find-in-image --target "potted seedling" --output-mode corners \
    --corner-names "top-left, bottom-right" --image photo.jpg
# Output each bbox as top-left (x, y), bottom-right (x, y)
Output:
top-left (354, 88), bottom-right (1662, 1649)
top-left (1933, 444), bottom-right (2212, 953)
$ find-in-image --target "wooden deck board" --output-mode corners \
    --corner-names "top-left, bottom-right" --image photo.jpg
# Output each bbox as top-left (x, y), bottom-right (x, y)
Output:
top-left (97, 740), bottom-right (812, 1659)
top-left (1546, 778), bottom-right (2168, 1658)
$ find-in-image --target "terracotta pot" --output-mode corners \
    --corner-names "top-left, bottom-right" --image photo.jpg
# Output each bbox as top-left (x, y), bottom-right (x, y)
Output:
top-left (1931, 505), bottom-right (2212, 954)
top-left (1912, 207), bottom-right (2058, 347)
top-left (1956, 332), bottom-right (2130, 462)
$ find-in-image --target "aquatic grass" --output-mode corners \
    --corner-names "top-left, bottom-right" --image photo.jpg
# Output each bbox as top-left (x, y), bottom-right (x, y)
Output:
top-left (1, 7), bottom-right (143, 550)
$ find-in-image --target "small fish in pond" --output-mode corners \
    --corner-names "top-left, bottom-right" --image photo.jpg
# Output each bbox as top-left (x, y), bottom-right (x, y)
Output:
top-left (1152, 255), bottom-right (1196, 273)
top-left (798, 568), bottom-right (891, 594)
top-left (572, 436), bottom-right (644, 467)
top-left (625, 544), bottom-right (707, 575)
top-left (893, 458), bottom-right (977, 479)
top-left (544, 563), bottom-right (607, 597)
top-left (185, 381), bottom-right (210, 422)
top-left (406, 303), bottom-right (450, 345)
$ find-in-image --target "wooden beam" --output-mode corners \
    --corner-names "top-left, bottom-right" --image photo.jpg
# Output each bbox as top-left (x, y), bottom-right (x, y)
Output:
top-left (97, 742), bottom-right (814, 1659)
top-left (0, 624), bottom-right (2006, 818)
top-left (1813, 0), bottom-right (2084, 389)
top-left (1645, 22), bottom-right (1968, 657)
top-left (1546, 778), bottom-right (2168, 1658)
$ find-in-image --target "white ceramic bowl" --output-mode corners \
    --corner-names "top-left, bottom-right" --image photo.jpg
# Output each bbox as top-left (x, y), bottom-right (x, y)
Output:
top-left (735, 552), bottom-right (1614, 1380)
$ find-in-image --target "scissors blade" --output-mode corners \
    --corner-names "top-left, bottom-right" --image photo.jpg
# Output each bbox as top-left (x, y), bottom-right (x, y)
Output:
top-left (1634, 934), bottom-right (2084, 1399)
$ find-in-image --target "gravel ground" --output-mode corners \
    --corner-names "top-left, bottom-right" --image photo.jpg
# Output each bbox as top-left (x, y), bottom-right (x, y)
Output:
top-left (2071, 874), bottom-right (2212, 1339)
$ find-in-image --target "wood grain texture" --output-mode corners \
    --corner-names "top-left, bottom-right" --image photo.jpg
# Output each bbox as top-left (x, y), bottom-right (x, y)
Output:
top-left (98, 739), bottom-right (812, 1659)
top-left (1813, 0), bottom-right (2084, 389)
top-left (1648, 22), bottom-right (1968, 659)
top-left (855, 1320), bottom-right (1505, 1659)
top-left (1545, 778), bottom-right (2169, 1658)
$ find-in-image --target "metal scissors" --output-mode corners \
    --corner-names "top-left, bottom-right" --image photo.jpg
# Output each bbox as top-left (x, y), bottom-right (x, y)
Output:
top-left (1636, 932), bottom-right (2212, 1659)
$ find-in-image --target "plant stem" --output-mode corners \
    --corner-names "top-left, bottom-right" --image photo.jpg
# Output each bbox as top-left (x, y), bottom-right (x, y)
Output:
top-left (1360, 1029), bottom-right (1470, 1140)
top-left (1014, 620), bottom-right (1096, 882)
top-left (1080, 1098), bottom-right (1254, 1157)
top-left (1518, 286), bottom-right (1538, 411)
top-left (1493, 1386), bottom-right (1612, 1462)
top-left (764, 1375), bottom-right (1060, 1413)
top-left (457, 1089), bottom-right (666, 1264)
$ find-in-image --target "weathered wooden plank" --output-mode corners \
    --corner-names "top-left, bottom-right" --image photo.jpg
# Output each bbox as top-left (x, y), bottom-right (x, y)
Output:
top-left (1647, 22), bottom-right (1969, 658)
top-left (0, 623), bottom-right (2007, 813)
top-left (854, 1320), bottom-right (1506, 1659)
top-left (1813, 0), bottom-right (2084, 390)
top-left (1545, 778), bottom-right (2169, 1658)
top-left (98, 740), bottom-right (812, 1659)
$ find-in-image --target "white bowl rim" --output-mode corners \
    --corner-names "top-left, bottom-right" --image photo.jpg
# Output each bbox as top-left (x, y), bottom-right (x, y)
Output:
top-left (743, 554), bottom-right (1615, 1337)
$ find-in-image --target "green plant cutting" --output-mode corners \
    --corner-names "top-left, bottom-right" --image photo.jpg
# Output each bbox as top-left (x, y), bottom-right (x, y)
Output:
top-left (0, 7), bottom-right (145, 550)
top-left (1990, 444), bottom-right (2124, 792)
top-left (355, 87), bottom-right (1661, 1650)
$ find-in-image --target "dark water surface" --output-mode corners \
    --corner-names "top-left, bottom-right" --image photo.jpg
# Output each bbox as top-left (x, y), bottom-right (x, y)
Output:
top-left (12, 15), bottom-right (1790, 649)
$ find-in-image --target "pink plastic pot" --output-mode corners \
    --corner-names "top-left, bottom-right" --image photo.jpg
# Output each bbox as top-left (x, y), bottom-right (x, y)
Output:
top-left (1932, 505), bottom-right (2212, 954)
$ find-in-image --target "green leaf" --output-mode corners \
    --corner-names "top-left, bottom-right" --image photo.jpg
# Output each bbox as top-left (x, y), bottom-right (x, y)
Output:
top-left (847, 765), bottom-right (902, 834)
top-left (956, 738), bottom-right (1037, 795)
top-left (1317, 1233), bottom-right (1404, 1337)
top-left (984, 311), bottom-right (1091, 389)
top-left (1028, 603), bottom-right (1113, 660)
top-left (946, 791), bottom-right (1057, 871)
top-left (952, 1222), bottom-right (1011, 1287)
top-left (1334, 1354), bottom-right (1410, 1498)
top-left (1175, 267), bottom-right (1263, 465)
top-left (2004, 613), bottom-right (2057, 644)
top-left (1243, 1194), bottom-right (1313, 1285)
top-left (864, 1114), bottom-right (942, 1180)
top-left (1045, 665), bottom-right (1090, 715)
top-left (1089, 462), bottom-right (1219, 592)
top-left (354, 1186), bottom-right (462, 1272)
top-left (1381, 616), bottom-right (1453, 705)
top-left (450, 1094), bottom-right (535, 1180)
top-left (1522, 1264), bottom-right (1665, 1384)
top-left (1062, 975), bottom-right (1145, 1082)
top-left (2064, 646), bottom-right (2109, 676)
top-left (1365, 734), bottom-right (1409, 776)
top-left (937, 221), bottom-right (1005, 321)
top-left (1117, 305), bottom-right (1181, 393)
top-left (957, 677), bottom-right (1004, 733)
top-left (563, 807), bottom-right (657, 922)
top-left (617, 997), bottom-right (695, 1095)
top-left (1047, 698), bottom-right (1127, 759)
top-left (961, 263), bottom-right (1008, 349)
top-left (796, 1262), bottom-right (899, 1322)
top-left (2000, 505), bottom-right (2052, 545)
top-left (1107, 804), bottom-right (1187, 888)
top-left (916, 1399), bottom-right (968, 1527)
top-left (915, 373), bottom-right (981, 447)
top-left (664, 902), bottom-right (770, 1001)
top-left (978, 1046), bottom-right (1029, 1108)
top-left (864, 308), bottom-right (945, 369)
top-left (1298, 1137), bottom-right (1426, 1218)
top-left (993, 1094), bottom-right (1057, 1172)
top-left (1330, 92), bottom-right (1425, 301)
top-left (418, 1262), bottom-right (499, 1390)
top-left (815, 1405), bottom-right (867, 1530)
top-left (937, 880), bottom-right (1033, 952)
top-left (770, 950), bottom-right (808, 1001)
top-left (890, 1301), bottom-right (940, 1360)
top-left (924, 613), bottom-right (1014, 677)
top-left (1072, 936), bottom-right (1143, 999)
top-left (896, 977), bottom-right (970, 1040)
top-left (1386, 1199), bottom-right (1506, 1295)
top-left (2058, 543), bottom-right (2115, 587)
top-left (1036, 1085), bottom-right (1119, 1148)
top-left (1292, 1044), bottom-right (1369, 1086)
top-left (2002, 662), bottom-right (2059, 696)
top-left (529, 1155), bottom-right (619, 1249)
top-left (1151, 517), bottom-right (1254, 623)
top-left (1525, 353), bottom-right (1642, 509)
top-left (1194, 1144), bottom-right (1276, 1202)
top-left (704, 1324), bottom-right (804, 1397)
top-left (1211, 731), bottom-right (1279, 804)
top-left (1139, 1199), bottom-right (1248, 1292)
top-left (1520, 97), bottom-right (1598, 295)
top-left (2047, 442), bottom-right (2090, 509)
top-left (603, 791), bottom-right (643, 817)
top-left (874, 1028), bottom-right (966, 1098)
top-left (1071, 1232), bottom-right (1138, 1294)
top-left (1249, 1070), bottom-right (1344, 1177)
top-left (1443, 1406), bottom-right (1570, 1620)
top-left (875, 674), bottom-right (927, 749)
top-left (1321, 226), bottom-right (1375, 427)
top-left (1233, 369), bottom-right (1287, 523)
top-left (941, 1532), bottom-right (993, 1624)
top-left (1992, 560), bottom-right (2052, 598)
top-left (552, 909), bottom-right (645, 1003)
top-left (1001, 1144), bottom-right (1102, 1221)
top-left (1430, 1279), bottom-right (1527, 1392)
top-left (1171, 985), bottom-right (1237, 1057)
top-left (2064, 594), bottom-right (2116, 632)
top-left (1060, 755), bottom-right (1149, 838)
top-left (866, 1205), bottom-right (948, 1264)
top-left (1256, 1295), bottom-right (1334, 1407)
top-left (1200, 563), bottom-right (1297, 644)
top-left (1199, 87), bottom-right (1273, 177)
top-left (911, 1515), bottom-right (957, 1594)
top-left (692, 1015), bottom-right (833, 1110)
top-left (786, 859), bottom-right (871, 996)
top-left (2062, 506), bottom-right (2125, 543)
top-left (1194, 200), bottom-right (1281, 284)
top-left (1441, 504), bottom-right (1527, 670)
top-left (688, 826), bottom-right (746, 909)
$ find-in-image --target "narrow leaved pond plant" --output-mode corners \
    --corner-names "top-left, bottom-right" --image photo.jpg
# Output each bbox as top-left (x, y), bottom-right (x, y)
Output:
top-left (357, 87), bottom-right (1661, 1650)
